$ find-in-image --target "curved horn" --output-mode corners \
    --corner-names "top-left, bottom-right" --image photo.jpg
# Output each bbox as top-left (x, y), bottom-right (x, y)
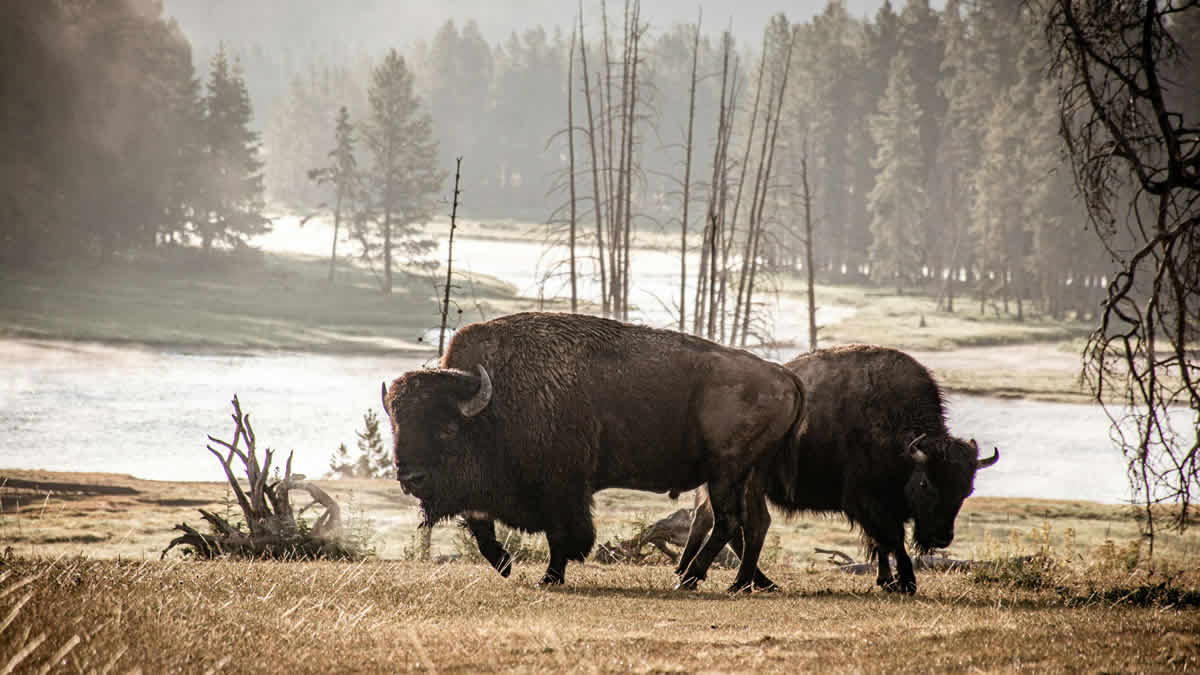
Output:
top-left (381, 382), bottom-right (389, 416)
top-left (458, 365), bottom-right (492, 418)
top-left (977, 447), bottom-right (1000, 469)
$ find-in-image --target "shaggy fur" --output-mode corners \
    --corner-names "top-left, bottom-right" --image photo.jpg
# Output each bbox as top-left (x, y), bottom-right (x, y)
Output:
top-left (683, 344), bottom-right (998, 595)
top-left (383, 312), bottom-right (806, 589)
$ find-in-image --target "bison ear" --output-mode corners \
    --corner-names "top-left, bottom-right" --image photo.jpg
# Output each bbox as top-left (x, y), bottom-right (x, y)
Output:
top-left (458, 365), bottom-right (492, 418)
top-left (969, 438), bottom-right (979, 451)
top-left (905, 432), bottom-right (928, 465)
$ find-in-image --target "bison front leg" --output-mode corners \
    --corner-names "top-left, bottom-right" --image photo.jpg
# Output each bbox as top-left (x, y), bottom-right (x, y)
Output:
top-left (540, 499), bottom-right (596, 587)
top-left (465, 516), bottom-right (512, 578)
top-left (891, 546), bottom-right (917, 594)
top-left (874, 544), bottom-right (916, 595)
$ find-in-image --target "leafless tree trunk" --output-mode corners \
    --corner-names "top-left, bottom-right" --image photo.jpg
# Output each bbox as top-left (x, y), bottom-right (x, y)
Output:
top-left (678, 15), bottom-right (701, 332)
top-left (579, 11), bottom-right (607, 316)
top-left (694, 33), bottom-right (732, 336)
top-left (621, 0), bottom-right (642, 322)
top-left (567, 28), bottom-right (579, 313)
top-left (601, 0), bottom-right (618, 317)
top-left (801, 140), bottom-right (817, 352)
top-left (738, 25), bottom-right (795, 347)
top-left (438, 158), bottom-right (462, 357)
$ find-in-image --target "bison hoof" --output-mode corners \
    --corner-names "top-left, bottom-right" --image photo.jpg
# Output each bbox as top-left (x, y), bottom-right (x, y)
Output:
top-left (674, 576), bottom-right (700, 591)
top-left (880, 578), bottom-right (916, 595)
top-left (538, 572), bottom-right (565, 586)
top-left (727, 580), bottom-right (754, 594)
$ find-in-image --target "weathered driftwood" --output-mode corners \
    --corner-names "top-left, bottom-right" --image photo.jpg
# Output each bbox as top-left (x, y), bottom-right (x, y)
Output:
top-left (161, 396), bottom-right (355, 560)
top-left (593, 508), bottom-right (739, 568)
top-left (814, 547), bottom-right (977, 575)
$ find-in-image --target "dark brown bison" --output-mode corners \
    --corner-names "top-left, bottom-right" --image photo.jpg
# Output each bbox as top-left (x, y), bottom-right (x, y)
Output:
top-left (680, 344), bottom-right (999, 594)
top-left (381, 312), bottom-right (805, 590)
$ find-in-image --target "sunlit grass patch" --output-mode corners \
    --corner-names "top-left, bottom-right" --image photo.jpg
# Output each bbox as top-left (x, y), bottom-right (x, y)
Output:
top-left (0, 247), bottom-right (519, 354)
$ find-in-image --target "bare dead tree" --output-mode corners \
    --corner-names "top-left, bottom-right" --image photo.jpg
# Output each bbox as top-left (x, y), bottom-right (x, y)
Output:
top-left (438, 158), bottom-right (463, 357)
top-left (734, 24), bottom-right (792, 345)
top-left (567, 28), bottom-right (579, 313)
top-left (694, 32), bottom-right (733, 336)
top-left (801, 138), bottom-right (818, 352)
top-left (679, 14), bottom-right (701, 332)
top-left (162, 396), bottom-right (359, 560)
top-left (621, 0), bottom-right (643, 321)
top-left (1045, 0), bottom-right (1200, 550)
top-left (579, 14), bottom-right (608, 317)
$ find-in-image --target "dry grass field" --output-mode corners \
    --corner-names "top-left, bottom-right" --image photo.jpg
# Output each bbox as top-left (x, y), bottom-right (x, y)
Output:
top-left (1, 470), bottom-right (1198, 672)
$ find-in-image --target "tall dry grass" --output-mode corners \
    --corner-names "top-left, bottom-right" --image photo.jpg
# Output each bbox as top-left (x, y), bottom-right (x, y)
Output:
top-left (0, 545), bottom-right (1196, 673)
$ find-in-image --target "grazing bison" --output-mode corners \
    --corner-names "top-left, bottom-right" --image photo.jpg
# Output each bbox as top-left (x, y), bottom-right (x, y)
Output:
top-left (382, 312), bottom-right (805, 590)
top-left (680, 344), bottom-right (999, 594)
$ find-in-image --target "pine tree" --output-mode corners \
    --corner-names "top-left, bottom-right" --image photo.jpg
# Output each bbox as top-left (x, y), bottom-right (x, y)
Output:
top-left (867, 53), bottom-right (926, 295)
top-left (327, 410), bottom-right (390, 479)
top-left (308, 105), bottom-right (358, 283)
top-left (360, 49), bottom-right (443, 294)
top-left (970, 93), bottom-right (1027, 317)
top-left (197, 44), bottom-right (268, 251)
top-left (355, 409), bottom-right (391, 478)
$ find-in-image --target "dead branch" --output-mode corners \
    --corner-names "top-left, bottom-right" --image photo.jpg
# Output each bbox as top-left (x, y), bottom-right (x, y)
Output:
top-left (161, 396), bottom-right (362, 561)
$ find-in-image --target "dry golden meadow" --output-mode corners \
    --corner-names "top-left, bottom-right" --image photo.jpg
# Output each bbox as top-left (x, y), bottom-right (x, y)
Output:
top-left (2, 470), bottom-right (1199, 672)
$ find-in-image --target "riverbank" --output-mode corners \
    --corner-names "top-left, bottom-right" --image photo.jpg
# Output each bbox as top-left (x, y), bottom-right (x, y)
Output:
top-left (1, 469), bottom-right (1195, 565)
top-left (0, 245), bottom-right (531, 355)
top-left (1, 242), bottom-right (1102, 402)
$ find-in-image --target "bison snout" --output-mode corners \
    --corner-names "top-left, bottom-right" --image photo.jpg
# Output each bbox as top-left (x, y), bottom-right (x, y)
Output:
top-left (397, 471), bottom-right (428, 493)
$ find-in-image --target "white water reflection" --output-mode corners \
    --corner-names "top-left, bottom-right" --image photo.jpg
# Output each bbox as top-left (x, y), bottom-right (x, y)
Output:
top-left (2, 338), bottom-right (1183, 504)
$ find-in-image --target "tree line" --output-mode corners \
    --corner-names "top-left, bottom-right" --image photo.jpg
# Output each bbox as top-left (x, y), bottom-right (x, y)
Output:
top-left (1, 2), bottom-right (265, 265)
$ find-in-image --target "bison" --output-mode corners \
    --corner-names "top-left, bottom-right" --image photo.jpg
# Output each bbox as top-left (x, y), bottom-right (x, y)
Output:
top-left (679, 344), bottom-right (999, 594)
top-left (381, 312), bottom-right (805, 590)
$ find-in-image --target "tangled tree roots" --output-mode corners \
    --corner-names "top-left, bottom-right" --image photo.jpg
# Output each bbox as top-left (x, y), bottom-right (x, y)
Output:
top-left (161, 395), bottom-right (363, 561)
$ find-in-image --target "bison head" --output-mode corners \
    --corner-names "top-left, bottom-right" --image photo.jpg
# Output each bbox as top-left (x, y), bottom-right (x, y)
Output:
top-left (380, 365), bottom-right (493, 525)
top-left (904, 436), bottom-right (998, 552)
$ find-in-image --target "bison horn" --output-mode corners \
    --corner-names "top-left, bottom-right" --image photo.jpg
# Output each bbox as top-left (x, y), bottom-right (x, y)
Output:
top-left (458, 365), bottom-right (492, 417)
top-left (977, 447), bottom-right (1000, 469)
top-left (381, 381), bottom-right (389, 416)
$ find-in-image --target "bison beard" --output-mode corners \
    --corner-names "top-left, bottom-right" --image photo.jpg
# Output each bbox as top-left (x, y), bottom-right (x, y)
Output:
top-left (681, 345), bottom-right (999, 595)
top-left (382, 312), bottom-right (806, 591)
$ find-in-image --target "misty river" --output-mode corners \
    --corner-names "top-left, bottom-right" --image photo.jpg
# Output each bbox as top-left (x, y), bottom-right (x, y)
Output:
top-left (0, 220), bottom-right (1177, 504)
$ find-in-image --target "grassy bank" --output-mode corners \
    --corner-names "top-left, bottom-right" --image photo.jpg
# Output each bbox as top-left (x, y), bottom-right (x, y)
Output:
top-left (2, 470), bottom-right (1195, 570)
top-left (1, 470), bottom-right (1197, 673)
top-left (773, 281), bottom-right (1096, 353)
top-left (0, 246), bottom-right (528, 354)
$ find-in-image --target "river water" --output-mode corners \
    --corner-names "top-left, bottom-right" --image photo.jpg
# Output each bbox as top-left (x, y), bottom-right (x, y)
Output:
top-left (0, 219), bottom-right (1180, 503)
